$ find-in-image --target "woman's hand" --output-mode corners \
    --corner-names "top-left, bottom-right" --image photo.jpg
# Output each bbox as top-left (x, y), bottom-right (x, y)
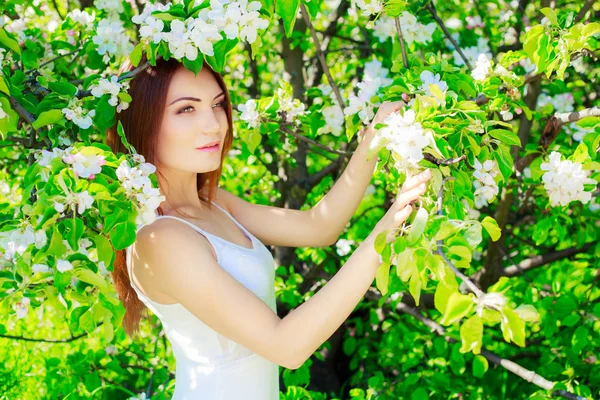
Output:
top-left (364, 168), bottom-right (433, 244)
top-left (359, 100), bottom-right (405, 142)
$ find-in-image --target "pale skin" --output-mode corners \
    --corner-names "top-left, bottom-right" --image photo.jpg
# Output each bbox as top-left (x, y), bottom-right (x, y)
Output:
top-left (131, 66), bottom-right (433, 370)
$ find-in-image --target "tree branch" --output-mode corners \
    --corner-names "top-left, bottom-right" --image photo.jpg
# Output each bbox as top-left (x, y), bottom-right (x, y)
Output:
top-left (279, 125), bottom-right (353, 156)
top-left (575, 0), bottom-right (596, 23)
top-left (503, 241), bottom-right (597, 277)
top-left (393, 303), bottom-right (585, 400)
top-left (394, 17), bottom-right (409, 69)
top-left (425, 1), bottom-right (472, 70)
top-left (300, 3), bottom-right (345, 113)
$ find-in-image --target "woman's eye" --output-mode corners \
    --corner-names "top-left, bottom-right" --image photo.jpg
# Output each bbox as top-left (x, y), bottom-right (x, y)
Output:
top-left (178, 106), bottom-right (194, 114)
top-left (213, 102), bottom-right (226, 109)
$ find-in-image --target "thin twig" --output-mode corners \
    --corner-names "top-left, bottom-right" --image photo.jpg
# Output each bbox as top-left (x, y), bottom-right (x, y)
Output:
top-left (435, 176), bottom-right (484, 297)
top-left (300, 3), bottom-right (345, 113)
top-left (425, 1), bottom-right (473, 70)
top-left (24, 47), bottom-right (82, 74)
top-left (279, 126), bottom-right (353, 156)
top-left (423, 153), bottom-right (466, 166)
top-left (394, 17), bottom-right (409, 69)
top-left (393, 303), bottom-right (585, 400)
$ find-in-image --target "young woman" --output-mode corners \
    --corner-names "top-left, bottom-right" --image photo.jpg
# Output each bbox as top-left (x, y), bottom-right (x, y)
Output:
top-left (106, 56), bottom-right (432, 399)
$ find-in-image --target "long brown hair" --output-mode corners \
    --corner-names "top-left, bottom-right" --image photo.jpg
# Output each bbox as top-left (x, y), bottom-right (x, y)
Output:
top-left (105, 55), bottom-right (234, 336)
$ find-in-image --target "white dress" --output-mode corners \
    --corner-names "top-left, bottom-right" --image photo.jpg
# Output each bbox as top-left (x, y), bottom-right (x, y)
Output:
top-left (125, 201), bottom-right (280, 399)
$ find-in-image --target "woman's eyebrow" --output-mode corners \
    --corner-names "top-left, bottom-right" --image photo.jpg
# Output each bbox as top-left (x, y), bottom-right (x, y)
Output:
top-left (168, 92), bottom-right (225, 106)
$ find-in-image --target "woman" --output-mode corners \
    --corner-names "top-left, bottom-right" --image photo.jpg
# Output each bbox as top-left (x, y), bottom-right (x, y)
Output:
top-left (106, 56), bottom-right (432, 399)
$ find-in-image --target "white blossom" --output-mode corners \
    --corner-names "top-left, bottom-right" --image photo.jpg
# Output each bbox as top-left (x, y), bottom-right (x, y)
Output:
top-left (238, 99), bottom-right (261, 128)
top-left (471, 54), bottom-right (492, 81)
top-left (354, 0), bottom-right (384, 16)
top-left (32, 264), bottom-right (50, 273)
top-left (64, 152), bottom-right (106, 179)
top-left (94, 0), bottom-right (124, 15)
top-left (0, 103), bottom-right (7, 120)
top-left (335, 239), bottom-right (354, 256)
top-left (56, 259), bottom-right (74, 273)
top-left (396, 12), bottom-right (436, 46)
top-left (372, 109), bottom-right (431, 168)
top-left (14, 297), bottom-right (30, 319)
top-left (472, 158), bottom-right (500, 208)
top-left (67, 9), bottom-right (95, 26)
top-left (318, 105), bottom-right (344, 136)
top-left (540, 151), bottom-right (597, 207)
top-left (139, 17), bottom-right (165, 44)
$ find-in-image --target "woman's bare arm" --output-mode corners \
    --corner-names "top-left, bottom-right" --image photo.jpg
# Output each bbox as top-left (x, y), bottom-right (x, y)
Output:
top-left (132, 179), bottom-right (428, 370)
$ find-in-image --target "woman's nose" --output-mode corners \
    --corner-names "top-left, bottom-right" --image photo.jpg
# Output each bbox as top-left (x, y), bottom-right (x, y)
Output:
top-left (200, 109), bottom-right (221, 135)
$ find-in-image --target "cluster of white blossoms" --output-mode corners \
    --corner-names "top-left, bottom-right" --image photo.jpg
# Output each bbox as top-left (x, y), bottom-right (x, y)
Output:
top-left (372, 12), bottom-right (436, 45)
top-left (335, 238), bottom-right (355, 257)
top-left (344, 58), bottom-right (393, 125)
top-left (116, 155), bottom-right (166, 225)
top-left (61, 99), bottom-right (96, 130)
top-left (198, 0), bottom-right (269, 44)
top-left (540, 151), bottom-right (597, 207)
top-left (92, 18), bottom-right (134, 60)
top-left (63, 151), bottom-right (106, 180)
top-left (371, 109), bottom-right (433, 172)
top-left (354, 0), bottom-right (384, 17)
top-left (472, 54), bottom-right (492, 81)
top-left (14, 297), bottom-right (30, 319)
top-left (465, 15), bottom-right (485, 30)
top-left (90, 75), bottom-right (131, 113)
top-left (316, 83), bottom-right (344, 137)
top-left (451, 37), bottom-right (492, 68)
top-left (276, 87), bottom-right (306, 125)
top-left (66, 9), bottom-right (96, 27)
top-left (132, 0), bottom-right (268, 62)
top-left (95, 0), bottom-right (124, 17)
top-left (238, 99), bottom-right (261, 128)
top-left (472, 158), bottom-right (500, 208)
top-left (0, 224), bottom-right (47, 266)
top-left (537, 92), bottom-right (575, 113)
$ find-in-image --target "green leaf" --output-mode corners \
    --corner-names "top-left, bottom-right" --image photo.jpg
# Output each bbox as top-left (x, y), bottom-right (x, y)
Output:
top-left (117, 121), bottom-right (137, 155)
top-left (182, 53), bottom-right (205, 76)
top-left (375, 262), bottom-right (391, 295)
top-left (447, 246), bottom-right (472, 262)
top-left (0, 76), bottom-right (10, 95)
top-left (240, 128), bottom-right (262, 154)
top-left (130, 42), bottom-right (144, 67)
top-left (205, 38), bottom-right (238, 73)
top-left (406, 207), bottom-right (428, 244)
top-left (472, 355), bottom-right (489, 377)
top-left (74, 268), bottom-right (108, 292)
top-left (0, 28), bottom-right (21, 55)
top-left (32, 109), bottom-right (64, 129)
top-left (481, 216), bottom-right (501, 241)
top-left (395, 248), bottom-right (416, 282)
top-left (500, 306), bottom-right (526, 347)
top-left (109, 221), bottom-right (137, 250)
top-left (434, 282), bottom-right (455, 314)
top-left (440, 292), bottom-right (474, 326)
top-left (276, 0), bottom-right (300, 37)
top-left (409, 272), bottom-right (422, 306)
top-left (540, 8), bottom-right (558, 26)
top-left (493, 144), bottom-right (514, 182)
top-left (488, 129), bottom-right (521, 146)
top-left (460, 315), bottom-right (483, 354)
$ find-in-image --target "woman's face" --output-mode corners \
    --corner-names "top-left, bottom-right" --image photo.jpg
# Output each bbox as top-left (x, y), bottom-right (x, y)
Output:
top-left (156, 66), bottom-right (228, 174)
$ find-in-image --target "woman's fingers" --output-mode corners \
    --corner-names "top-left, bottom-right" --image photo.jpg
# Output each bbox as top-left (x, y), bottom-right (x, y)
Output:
top-left (401, 169), bottom-right (433, 192)
top-left (396, 182), bottom-right (426, 205)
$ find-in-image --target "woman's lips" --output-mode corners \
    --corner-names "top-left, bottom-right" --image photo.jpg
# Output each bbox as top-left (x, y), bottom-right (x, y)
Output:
top-left (196, 144), bottom-right (220, 152)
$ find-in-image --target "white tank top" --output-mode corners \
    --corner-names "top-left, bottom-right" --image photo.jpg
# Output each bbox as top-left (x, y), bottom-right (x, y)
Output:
top-left (125, 200), bottom-right (280, 399)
